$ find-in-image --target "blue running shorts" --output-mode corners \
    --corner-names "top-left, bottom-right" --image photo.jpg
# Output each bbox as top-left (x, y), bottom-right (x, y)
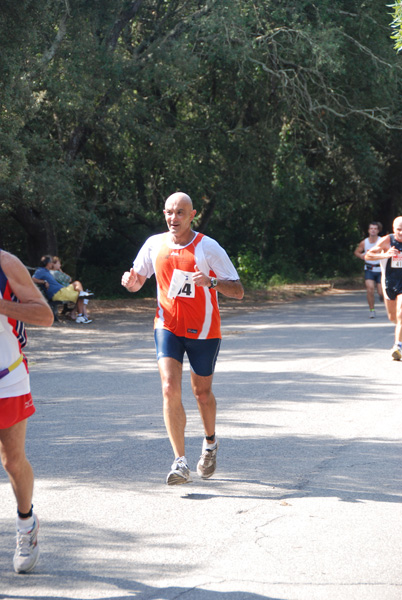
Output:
top-left (154, 329), bottom-right (221, 377)
top-left (364, 270), bottom-right (381, 284)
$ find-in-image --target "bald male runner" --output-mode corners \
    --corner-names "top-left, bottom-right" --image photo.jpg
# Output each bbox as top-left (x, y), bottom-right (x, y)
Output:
top-left (122, 192), bottom-right (244, 484)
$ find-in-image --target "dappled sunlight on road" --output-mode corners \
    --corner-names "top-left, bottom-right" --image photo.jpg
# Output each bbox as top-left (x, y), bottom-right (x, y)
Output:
top-left (2, 291), bottom-right (401, 599)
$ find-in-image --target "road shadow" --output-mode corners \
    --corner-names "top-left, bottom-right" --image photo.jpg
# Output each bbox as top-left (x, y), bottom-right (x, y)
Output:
top-left (1, 291), bottom-right (400, 596)
top-left (17, 290), bottom-right (401, 505)
top-left (0, 572), bottom-right (282, 600)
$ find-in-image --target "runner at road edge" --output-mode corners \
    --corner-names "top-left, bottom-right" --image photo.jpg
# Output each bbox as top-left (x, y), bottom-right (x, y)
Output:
top-left (365, 216), bottom-right (402, 360)
top-left (0, 249), bottom-right (53, 573)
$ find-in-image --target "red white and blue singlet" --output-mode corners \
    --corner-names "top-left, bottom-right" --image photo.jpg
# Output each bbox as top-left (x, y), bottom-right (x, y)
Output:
top-left (0, 251), bottom-right (30, 399)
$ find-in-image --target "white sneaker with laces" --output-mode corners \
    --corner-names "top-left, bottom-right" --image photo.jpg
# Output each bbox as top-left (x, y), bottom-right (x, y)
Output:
top-left (166, 457), bottom-right (192, 485)
top-left (13, 514), bottom-right (40, 574)
top-left (197, 439), bottom-right (219, 479)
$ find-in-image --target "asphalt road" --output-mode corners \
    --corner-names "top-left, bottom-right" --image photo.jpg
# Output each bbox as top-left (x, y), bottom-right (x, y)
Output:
top-left (1, 290), bottom-right (401, 600)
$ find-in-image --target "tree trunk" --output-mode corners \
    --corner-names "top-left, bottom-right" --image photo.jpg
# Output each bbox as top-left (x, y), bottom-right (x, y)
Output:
top-left (11, 203), bottom-right (58, 267)
top-left (196, 195), bottom-right (217, 232)
top-left (377, 155), bottom-right (402, 235)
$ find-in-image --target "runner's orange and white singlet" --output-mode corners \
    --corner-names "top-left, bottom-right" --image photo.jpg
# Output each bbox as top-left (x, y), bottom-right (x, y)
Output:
top-left (134, 231), bottom-right (240, 340)
top-left (153, 233), bottom-right (221, 339)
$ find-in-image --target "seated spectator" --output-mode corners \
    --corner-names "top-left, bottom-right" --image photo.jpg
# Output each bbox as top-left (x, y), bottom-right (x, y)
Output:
top-left (50, 256), bottom-right (93, 321)
top-left (32, 255), bottom-right (92, 324)
top-left (50, 256), bottom-right (72, 287)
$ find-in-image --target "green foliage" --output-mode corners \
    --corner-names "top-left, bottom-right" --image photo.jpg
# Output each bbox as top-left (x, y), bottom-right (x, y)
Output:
top-left (236, 250), bottom-right (269, 289)
top-left (390, 2), bottom-right (402, 52)
top-left (1, 0), bottom-right (402, 293)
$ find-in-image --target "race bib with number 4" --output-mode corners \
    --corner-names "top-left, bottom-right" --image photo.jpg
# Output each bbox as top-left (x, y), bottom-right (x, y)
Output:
top-left (167, 269), bottom-right (195, 299)
top-left (391, 251), bottom-right (402, 268)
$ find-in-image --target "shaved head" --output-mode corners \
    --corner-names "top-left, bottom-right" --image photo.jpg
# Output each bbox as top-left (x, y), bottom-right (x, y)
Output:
top-left (163, 191), bottom-right (196, 244)
top-left (165, 192), bottom-right (193, 210)
top-left (393, 216), bottom-right (402, 230)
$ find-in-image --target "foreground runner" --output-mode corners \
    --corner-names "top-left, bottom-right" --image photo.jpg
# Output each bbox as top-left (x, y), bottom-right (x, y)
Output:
top-left (122, 192), bottom-right (244, 484)
top-left (365, 216), bottom-right (402, 360)
top-left (0, 249), bottom-right (53, 573)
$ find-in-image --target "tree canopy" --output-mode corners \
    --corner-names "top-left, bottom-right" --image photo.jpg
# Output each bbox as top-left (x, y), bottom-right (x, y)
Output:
top-left (1, 1), bottom-right (402, 295)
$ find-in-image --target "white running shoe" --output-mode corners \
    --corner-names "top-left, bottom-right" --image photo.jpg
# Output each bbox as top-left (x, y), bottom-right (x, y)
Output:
top-left (197, 439), bottom-right (219, 479)
top-left (166, 458), bottom-right (192, 485)
top-left (76, 315), bottom-right (92, 323)
top-left (13, 514), bottom-right (40, 574)
top-left (369, 310), bottom-right (376, 318)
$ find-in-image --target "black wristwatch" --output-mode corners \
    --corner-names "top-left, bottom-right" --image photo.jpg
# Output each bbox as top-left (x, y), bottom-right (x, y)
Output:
top-left (209, 277), bottom-right (218, 289)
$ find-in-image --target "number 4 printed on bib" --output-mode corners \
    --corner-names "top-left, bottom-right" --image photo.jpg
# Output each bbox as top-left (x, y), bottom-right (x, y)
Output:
top-left (167, 269), bottom-right (195, 299)
top-left (177, 271), bottom-right (195, 298)
top-left (391, 250), bottom-right (402, 268)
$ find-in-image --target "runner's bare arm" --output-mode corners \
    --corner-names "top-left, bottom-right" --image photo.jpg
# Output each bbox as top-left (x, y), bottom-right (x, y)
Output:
top-left (121, 268), bottom-right (147, 293)
top-left (192, 267), bottom-right (244, 299)
top-left (365, 236), bottom-right (392, 261)
top-left (354, 240), bottom-right (366, 260)
top-left (0, 251), bottom-right (54, 326)
top-left (213, 279), bottom-right (244, 299)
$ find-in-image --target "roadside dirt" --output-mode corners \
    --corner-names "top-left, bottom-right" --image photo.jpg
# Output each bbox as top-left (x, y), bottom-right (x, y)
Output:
top-left (74, 277), bottom-right (364, 323)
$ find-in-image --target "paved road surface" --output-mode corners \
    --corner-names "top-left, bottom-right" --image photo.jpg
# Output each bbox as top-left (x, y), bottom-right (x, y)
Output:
top-left (1, 291), bottom-right (401, 600)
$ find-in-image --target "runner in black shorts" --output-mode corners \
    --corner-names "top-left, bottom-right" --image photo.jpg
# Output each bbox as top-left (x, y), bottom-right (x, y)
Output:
top-left (365, 216), bottom-right (402, 360)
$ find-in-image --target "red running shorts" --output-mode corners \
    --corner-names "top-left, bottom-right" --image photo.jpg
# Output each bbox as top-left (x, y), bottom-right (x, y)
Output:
top-left (0, 393), bottom-right (35, 429)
